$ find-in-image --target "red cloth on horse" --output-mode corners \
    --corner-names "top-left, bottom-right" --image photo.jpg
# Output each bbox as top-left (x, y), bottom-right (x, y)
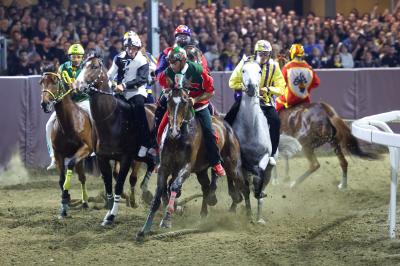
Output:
top-left (276, 60), bottom-right (320, 111)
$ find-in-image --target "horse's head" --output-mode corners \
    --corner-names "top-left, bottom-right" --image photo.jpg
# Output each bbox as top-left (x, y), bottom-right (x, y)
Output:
top-left (242, 56), bottom-right (262, 97)
top-left (167, 87), bottom-right (193, 139)
top-left (39, 72), bottom-right (66, 113)
top-left (74, 54), bottom-right (107, 93)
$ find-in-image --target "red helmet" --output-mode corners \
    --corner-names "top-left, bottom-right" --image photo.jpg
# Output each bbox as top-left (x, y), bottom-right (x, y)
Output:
top-left (174, 25), bottom-right (192, 37)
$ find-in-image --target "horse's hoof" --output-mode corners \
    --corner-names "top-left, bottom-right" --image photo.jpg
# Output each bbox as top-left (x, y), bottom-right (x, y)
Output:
top-left (229, 205), bottom-right (237, 213)
top-left (289, 181), bottom-right (297, 189)
top-left (257, 218), bottom-right (266, 225)
top-left (160, 219), bottom-right (172, 229)
top-left (206, 193), bottom-right (218, 206)
top-left (58, 213), bottom-right (67, 220)
top-left (338, 182), bottom-right (347, 190)
top-left (82, 202), bottom-right (89, 209)
top-left (101, 215), bottom-right (115, 227)
top-left (136, 231), bottom-right (146, 242)
top-left (142, 190), bottom-right (154, 205)
top-left (200, 211), bottom-right (208, 218)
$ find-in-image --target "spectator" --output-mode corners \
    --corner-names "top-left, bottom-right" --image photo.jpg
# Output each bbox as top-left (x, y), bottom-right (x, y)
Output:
top-left (306, 47), bottom-right (322, 68)
top-left (358, 51), bottom-right (380, 67)
top-left (339, 44), bottom-right (354, 68)
top-left (204, 41), bottom-right (220, 68)
top-left (8, 50), bottom-right (37, 75)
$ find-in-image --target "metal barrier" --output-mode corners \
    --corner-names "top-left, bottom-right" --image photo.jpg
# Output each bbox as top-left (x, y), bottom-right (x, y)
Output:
top-left (352, 111), bottom-right (400, 239)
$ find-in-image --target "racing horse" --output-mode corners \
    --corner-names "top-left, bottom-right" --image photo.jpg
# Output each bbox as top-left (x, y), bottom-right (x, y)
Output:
top-left (40, 71), bottom-right (95, 218)
top-left (229, 57), bottom-right (276, 224)
top-left (74, 54), bottom-right (156, 226)
top-left (136, 83), bottom-right (250, 241)
top-left (276, 56), bottom-right (379, 189)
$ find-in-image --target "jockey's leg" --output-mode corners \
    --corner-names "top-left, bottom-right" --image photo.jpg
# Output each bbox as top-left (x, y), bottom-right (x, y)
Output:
top-left (46, 112), bottom-right (57, 170)
top-left (224, 96), bottom-right (241, 125)
top-left (129, 95), bottom-right (151, 157)
top-left (154, 93), bottom-right (168, 134)
top-left (261, 105), bottom-right (281, 165)
top-left (195, 108), bottom-right (225, 176)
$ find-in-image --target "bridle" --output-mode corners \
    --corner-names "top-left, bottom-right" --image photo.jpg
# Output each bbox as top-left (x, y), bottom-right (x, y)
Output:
top-left (41, 72), bottom-right (74, 103)
top-left (81, 56), bottom-right (115, 96)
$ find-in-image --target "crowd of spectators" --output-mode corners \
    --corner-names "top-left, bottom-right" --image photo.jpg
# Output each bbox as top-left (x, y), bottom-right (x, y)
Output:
top-left (1, 0), bottom-right (400, 76)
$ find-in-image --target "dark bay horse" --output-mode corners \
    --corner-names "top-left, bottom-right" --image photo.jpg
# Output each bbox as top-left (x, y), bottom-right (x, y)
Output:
top-left (136, 87), bottom-right (250, 241)
top-left (75, 55), bottom-right (156, 226)
top-left (275, 55), bottom-right (379, 189)
top-left (40, 72), bottom-right (94, 218)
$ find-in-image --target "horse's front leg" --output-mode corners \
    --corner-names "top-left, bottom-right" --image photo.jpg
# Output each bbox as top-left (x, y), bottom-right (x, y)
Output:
top-left (136, 167), bottom-right (169, 241)
top-left (140, 156), bottom-right (155, 205)
top-left (75, 161), bottom-right (89, 209)
top-left (102, 155), bottom-right (133, 226)
top-left (160, 164), bottom-right (191, 229)
top-left (254, 165), bottom-right (273, 225)
top-left (97, 156), bottom-right (113, 220)
top-left (56, 154), bottom-right (69, 219)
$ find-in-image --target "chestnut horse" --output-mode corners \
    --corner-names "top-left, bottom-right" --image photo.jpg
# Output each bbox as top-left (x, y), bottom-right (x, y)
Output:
top-left (276, 56), bottom-right (379, 189)
top-left (40, 72), bottom-right (94, 218)
top-left (136, 87), bottom-right (250, 241)
top-left (75, 54), bottom-right (156, 226)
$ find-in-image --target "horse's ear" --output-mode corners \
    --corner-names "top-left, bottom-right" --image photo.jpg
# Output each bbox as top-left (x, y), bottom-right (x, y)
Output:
top-left (242, 54), bottom-right (248, 62)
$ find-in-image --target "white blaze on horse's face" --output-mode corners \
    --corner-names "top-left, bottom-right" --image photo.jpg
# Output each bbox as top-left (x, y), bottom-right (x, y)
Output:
top-left (171, 96), bottom-right (182, 138)
top-left (242, 60), bottom-right (262, 97)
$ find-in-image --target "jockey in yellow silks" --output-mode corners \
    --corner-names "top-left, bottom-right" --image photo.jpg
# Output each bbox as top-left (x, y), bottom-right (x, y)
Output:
top-left (225, 40), bottom-right (286, 165)
top-left (276, 43), bottom-right (320, 111)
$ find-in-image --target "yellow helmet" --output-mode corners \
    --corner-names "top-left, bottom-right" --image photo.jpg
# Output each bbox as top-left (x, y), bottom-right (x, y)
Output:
top-left (254, 40), bottom-right (272, 53)
top-left (289, 43), bottom-right (304, 60)
top-left (68, 43), bottom-right (85, 55)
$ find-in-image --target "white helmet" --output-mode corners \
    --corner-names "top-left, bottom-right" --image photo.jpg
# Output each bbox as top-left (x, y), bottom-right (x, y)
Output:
top-left (123, 31), bottom-right (141, 48)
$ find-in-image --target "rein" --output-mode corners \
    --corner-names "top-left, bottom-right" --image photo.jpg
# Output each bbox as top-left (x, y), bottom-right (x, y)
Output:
top-left (41, 72), bottom-right (74, 103)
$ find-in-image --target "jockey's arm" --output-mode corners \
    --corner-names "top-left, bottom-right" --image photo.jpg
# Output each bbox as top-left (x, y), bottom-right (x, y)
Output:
top-left (311, 70), bottom-right (321, 90)
top-left (193, 65), bottom-right (215, 104)
top-left (123, 63), bottom-right (149, 90)
top-left (155, 52), bottom-right (168, 78)
top-left (228, 59), bottom-right (244, 91)
top-left (193, 91), bottom-right (214, 104)
top-left (267, 63), bottom-right (286, 96)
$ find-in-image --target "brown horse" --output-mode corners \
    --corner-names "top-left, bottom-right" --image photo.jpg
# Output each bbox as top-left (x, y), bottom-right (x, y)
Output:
top-left (275, 55), bottom-right (379, 189)
top-left (40, 72), bottom-right (94, 218)
top-left (136, 87), bottom-right (249, 241)
top-left (75, 54), bottom-right (156, 226)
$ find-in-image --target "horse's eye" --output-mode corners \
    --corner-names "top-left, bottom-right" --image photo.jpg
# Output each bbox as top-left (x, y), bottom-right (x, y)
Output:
top-left (91, 65), bottom-right (99, 70)
top-left (242, 70), bottom-right (245, 73)
top-left (259, 70), bottom-right (262, 74)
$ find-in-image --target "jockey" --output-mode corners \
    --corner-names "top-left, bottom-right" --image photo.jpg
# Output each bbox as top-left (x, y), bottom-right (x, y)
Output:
top-left (155, 25), bottom-right (209, 78)
top-left (154, 25), bottom-right (210, 144)
top-left (225, 40), bottom-right (286, 165)
top-left (46, 43), bottom-right (90, 170)
top-left (276, 43), bottom-right (320, 111)
top-left (107, 31), bottom-right (155, 158)
top-left (158, 46), bottom-right (226, 176)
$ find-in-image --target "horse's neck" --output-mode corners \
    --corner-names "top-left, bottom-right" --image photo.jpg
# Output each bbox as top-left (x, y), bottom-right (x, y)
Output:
top-left (89, 84), bottom-right (117, 119)
top-left (238, 95), bottom-right (266, 127)
top-left (54, 96), bottom-right (77, 130)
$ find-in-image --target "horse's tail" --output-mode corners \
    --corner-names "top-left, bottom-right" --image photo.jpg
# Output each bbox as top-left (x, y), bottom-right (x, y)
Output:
top-left (321, 103), bottom-right (380, 160)
top-left (278, 134), bottom-right (302, 158)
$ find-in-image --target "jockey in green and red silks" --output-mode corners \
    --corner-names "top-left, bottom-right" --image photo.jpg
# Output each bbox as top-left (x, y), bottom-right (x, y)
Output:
top-left (157, 46), bottom-right (226, 177)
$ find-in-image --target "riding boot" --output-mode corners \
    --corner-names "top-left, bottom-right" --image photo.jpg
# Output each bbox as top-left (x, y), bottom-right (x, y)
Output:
top-left (196, 108), bottom-right (225, 176)
top-left (261, 105), bottom-right (281, 157)
top-left (224, 100), bottom-right (241, 126)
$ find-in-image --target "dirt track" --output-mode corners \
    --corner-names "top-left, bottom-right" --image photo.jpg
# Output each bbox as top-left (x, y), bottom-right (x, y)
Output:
top-left (1, 154), bottom-right (400, 266)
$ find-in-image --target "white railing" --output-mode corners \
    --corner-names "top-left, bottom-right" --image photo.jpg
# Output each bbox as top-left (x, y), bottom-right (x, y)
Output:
top-left (352, 111), bottom-right (400, 239)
